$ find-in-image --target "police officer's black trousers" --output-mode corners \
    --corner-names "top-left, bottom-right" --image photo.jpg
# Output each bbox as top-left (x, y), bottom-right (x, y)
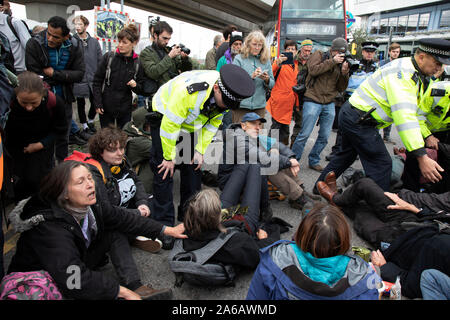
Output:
top-left (149, 122), bottom-right (202, 227)
top-left (316, 101), bottom-right (392, 191)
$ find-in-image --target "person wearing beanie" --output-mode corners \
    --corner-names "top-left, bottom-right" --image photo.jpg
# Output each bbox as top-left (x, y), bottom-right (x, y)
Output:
top-left (291, 37), bottom-right (350, 173)
top-left (149, 64), bottom-right (255, 241)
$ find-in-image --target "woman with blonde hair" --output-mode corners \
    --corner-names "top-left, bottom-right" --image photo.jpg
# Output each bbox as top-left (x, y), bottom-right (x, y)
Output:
top-left (181, 189), bottom-right (278, 270)
top-left (232, 30), bottom-right (274, 123)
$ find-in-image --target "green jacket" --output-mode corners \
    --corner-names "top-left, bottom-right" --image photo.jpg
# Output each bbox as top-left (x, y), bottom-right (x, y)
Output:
top-left (139, 42), bottom-right (193, 86)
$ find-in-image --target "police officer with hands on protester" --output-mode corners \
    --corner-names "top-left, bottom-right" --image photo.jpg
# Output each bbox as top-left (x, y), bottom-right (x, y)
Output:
top-left (148, 63), bottom-right (255, 249)
top-left (315, 38), bottom-right (450, 194)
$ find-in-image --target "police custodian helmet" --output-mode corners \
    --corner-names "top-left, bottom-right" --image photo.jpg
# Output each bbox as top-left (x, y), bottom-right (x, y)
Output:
top-left (218, 64), bottom-right (255, 109)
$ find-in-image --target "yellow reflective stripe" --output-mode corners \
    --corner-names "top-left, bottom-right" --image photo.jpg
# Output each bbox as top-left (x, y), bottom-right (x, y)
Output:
top-left (164, 109), bottom-right (185, 125)
top-left (204, 123), bottom-right (219, 133)
top-left (397, 121), bottom-right (421, 132)
top-left (391, 102), bottom-right (417, 113)
top-left (185, 90), bottom-right (209, 124)
top-left (357, 89), bottom-right (393, 122)
top-left (160, 127), bottom-right (179, 140)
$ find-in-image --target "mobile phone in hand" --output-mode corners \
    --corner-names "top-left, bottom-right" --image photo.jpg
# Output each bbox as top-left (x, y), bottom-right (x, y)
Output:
top-left (281, 51), bottom-right (293, 65)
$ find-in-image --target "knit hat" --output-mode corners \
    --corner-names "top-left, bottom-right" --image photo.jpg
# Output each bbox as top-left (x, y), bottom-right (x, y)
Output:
top-left (331, 37), bottom-right (348, 53)
top-left (229, 31), bottom-right (243, 46)
top-left (300, 39), bottom-right (313, 47)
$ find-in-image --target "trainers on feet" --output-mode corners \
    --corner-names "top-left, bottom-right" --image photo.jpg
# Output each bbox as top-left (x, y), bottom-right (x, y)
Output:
top-left (132, 236), bottom-right (162, 253)
top-left (308, 164), bottom-right (324, 172)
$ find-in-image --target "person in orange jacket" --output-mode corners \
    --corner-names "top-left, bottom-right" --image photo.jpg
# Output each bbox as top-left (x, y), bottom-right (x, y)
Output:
top-left (266, 39), bottom-right (300, 145)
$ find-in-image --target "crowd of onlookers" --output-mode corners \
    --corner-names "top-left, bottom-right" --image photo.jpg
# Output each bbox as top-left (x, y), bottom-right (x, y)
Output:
top-left (0, 0), bottom-right (448, 301)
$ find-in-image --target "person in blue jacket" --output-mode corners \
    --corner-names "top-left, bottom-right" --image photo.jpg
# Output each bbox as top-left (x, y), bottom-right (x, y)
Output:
top-left (246, 203), bottom-right (382, 300)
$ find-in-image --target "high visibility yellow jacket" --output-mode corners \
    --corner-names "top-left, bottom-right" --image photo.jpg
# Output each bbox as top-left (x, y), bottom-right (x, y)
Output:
top-left (417, 80), bottom-right (450, 137)
top-left (152, 70), bottom-right (224, 161)
top-left (349, 57), bottom-right (426, 154)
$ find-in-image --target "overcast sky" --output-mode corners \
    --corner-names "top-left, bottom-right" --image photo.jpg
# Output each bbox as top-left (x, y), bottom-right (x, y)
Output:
top-left (9, 1), bottom-right (222, 61)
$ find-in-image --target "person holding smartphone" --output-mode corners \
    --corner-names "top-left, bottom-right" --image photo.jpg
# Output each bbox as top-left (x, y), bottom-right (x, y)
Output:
top-left (232, 30), bottom-right (275, 123)
top-left (266, 39), bottom-right (299, 146)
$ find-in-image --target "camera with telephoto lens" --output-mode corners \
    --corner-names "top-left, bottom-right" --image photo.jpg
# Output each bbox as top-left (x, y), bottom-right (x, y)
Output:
top-left (178, 43), bottom-right (190, 55)
top-left (342, 51), bottom-right (360, 73)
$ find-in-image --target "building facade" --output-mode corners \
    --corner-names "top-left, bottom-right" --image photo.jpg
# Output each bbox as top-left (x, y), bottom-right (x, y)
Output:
top-left (350, 0), bottom-right (450, 59)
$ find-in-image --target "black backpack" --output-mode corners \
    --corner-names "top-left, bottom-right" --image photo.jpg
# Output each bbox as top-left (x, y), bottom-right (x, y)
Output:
top-left (102, 51), bottom-right (158, 97)
top-left (0, 31), bottom-right (15, 74)
top-left (168, 228), bottom-right (239, 287)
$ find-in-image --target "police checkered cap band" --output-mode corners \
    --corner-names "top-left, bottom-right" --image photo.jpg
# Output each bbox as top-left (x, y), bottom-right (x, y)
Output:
top-left (218, 77), bottom-right (243, 102)
top-left (419, 44), bottom-right (450, 57)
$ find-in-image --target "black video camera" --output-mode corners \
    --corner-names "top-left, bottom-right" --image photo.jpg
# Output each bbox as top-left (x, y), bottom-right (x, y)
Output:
top-left (342, 51), bottom-right (360, 73)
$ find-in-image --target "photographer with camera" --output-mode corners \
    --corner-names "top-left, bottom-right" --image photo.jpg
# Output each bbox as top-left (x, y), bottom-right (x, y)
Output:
top-left (326, 41), bottom-right (379, 161)
top-left (291, 37), bottom-right (349, 173)
top-left (139, 21), bottom-right (193, 91)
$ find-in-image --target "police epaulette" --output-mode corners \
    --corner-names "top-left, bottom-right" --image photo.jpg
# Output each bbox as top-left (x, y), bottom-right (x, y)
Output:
top-left (187, 82), bottom-right (209, 94)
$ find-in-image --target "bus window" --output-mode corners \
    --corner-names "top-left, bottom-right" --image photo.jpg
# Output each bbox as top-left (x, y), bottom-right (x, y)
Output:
top-left (282, 0), bottom-right (344, 20)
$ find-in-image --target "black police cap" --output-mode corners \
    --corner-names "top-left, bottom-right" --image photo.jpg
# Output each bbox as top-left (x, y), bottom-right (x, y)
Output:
top-left (362, 41), bottom-right (379, 52)
top-left (418, 38), bottom-right (450, 65)
top-left (218, 64), bottom-right (255, 109)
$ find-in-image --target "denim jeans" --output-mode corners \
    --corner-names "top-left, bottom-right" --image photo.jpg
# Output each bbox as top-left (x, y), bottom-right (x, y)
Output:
top-left (420, 269), bottom-right (450, 300)
top-left (70, 119), bottom-right (80, 135)
top-left (291, 100), bottom-right (335, 166)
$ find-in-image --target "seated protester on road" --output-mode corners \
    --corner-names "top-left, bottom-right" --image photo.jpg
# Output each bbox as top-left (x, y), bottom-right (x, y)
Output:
top-left (247, 203), bottom-right (382, 300)
top-left (4, 71), bottom-right (67, 201)
top-left (218, 112), bottom-right (300, 234)
top-left (371, 222), bottom-right (450, 299)
top-left (7, 161), bottom-right (186, 300)
top-left (182, 189), bottom-right (279, 271)
top-left (402, 77), bottom-right (450, 194)
top-left (92, 24), bottom-right (145, 129)
top-left (88, 126), bottom-right (162, 253)
top-left (122, 107), bottom-right (153, 194)
top-left (237, 112), bottom-right (318, 211)
top-left (316, 174), bottom-right (450, 249)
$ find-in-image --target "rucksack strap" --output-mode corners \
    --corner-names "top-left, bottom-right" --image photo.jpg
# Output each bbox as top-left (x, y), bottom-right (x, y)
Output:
top-left (190, 228), bottom-right (239, 265)
top-left (102, 51), bottom-right (115, 93)
top-left (6, 16), bottom-right (19, 42)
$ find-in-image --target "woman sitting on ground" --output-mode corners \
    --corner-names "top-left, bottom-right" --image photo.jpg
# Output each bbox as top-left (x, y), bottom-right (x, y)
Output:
top-left (7, 161), bottom-right (186, 300)
top-left (88, 126), bottom-right (162, 252)
top-left (246, 203), bottom-right (382, 300)
top-left (181, 189), bottom-right (279, 271)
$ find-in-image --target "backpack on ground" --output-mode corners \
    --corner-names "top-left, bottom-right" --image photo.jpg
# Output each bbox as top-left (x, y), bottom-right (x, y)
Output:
top-left (168, 228), bottom-right (239, 287)
top-left (0, 270), bottom-right (63, 300)
top-left (64, 150), bottom-right (106, 183)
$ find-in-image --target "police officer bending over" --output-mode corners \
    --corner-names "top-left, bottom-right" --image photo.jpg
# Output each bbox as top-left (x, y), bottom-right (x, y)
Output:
top-left (315, 38), bottom-right (450, 193)
top-left (148, 64), bottom-right (255, 244)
